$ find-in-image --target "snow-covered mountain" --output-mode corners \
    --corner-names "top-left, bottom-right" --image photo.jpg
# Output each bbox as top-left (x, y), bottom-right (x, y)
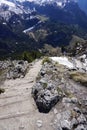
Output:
top-left (0, 0), bottom-right (78, 20)
top-left (0, 0), bottom-right (77, 10)
top-left (0, 0), bottom-right (30, 15)
top-left (15, 0), bottom-right (77, 4)
top-left (0, 0), bottom-right (87, 32)
top-left (0, 0), bottom-right (87, 34)
top-left (0, 0), bottom-right (37, 22)
top-left (0, 0), bottom-right (84, 19)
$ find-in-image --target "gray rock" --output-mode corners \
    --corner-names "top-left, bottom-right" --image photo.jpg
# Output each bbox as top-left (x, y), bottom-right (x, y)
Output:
top-left (62, 97), bottom-right (78, 104)
top-left (47, 83), bottom-right (55, 90)
top-left (73, 107), bottom-right (81, 113)
top-left (39, 79), bottom-right (47, 84)
top-left (62, 97), bottom-right (71, 103)
top-left (71, 97), bottom-right (78, 104)
top-left (40, 70), bottom-right (46, 76)
top-left (75, 124), bottom-right (86, 130)
top-left (32, 83), bottom-right (43, 97)
top-left (56, 111), bottom-right (71, 130)
top-left (60, 120), bottom-right (71, 130)
top-left (71, 118), bottom-right (78, 128)
top-left (32, 64), bottom-right (63, 113)
top-left (57, 127), bottom-right (62, 130)
top-left (77, 114), bottom-right (86, 124)
top-left (35, 89), bottom-right (60, 113)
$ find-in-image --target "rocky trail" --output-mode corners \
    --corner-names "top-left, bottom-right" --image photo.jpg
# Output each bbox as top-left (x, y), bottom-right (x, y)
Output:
top-left (0, 60), bottom-right (54, 130)
top-left (0, 57), bottom-right (87, 130)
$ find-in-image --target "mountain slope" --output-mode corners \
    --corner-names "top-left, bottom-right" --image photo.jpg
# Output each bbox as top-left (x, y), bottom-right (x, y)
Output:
top-left (78, 0), bottom-right (87, 14)
top-left (0, 0), bottom-right (87, 58)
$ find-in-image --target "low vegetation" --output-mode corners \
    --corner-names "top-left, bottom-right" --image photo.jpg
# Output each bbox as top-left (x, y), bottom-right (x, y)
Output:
top-left (42, 57), bottom-right (52, 64)
top-left (0, 88), bottom-right (5, 94)
top-left (10, 51), bottom-right (42, 63)
top-left (57, 87), bottom-right (63, 95)
top-left (64, 90), bottom-right (74, 98)
top-left (69, 71), bottom-right (87, 87)
top-left (43, 83), bottom-right (48, 89)
top-left (36, 15), bottom-right (49, 22)
top-left (0, 69), bottom-right (6, 84)
top-left (0, 70), bottom-right (3, 76)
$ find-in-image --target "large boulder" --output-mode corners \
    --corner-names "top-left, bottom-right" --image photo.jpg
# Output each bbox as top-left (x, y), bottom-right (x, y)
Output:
top-left (32, 81), bottom-right (63, 113)
top-left (36, 89), bottom-right (60, 113)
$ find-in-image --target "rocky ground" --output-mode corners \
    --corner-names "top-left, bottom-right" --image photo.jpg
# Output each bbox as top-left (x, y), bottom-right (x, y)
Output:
top-left (0, 56), bottom-right (87, 130)
top-left (32, 56), bottom-right (87, 130)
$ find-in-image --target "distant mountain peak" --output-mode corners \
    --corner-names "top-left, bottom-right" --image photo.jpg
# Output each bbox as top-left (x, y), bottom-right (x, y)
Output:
top-left (16, 0), bottom-right (77, 6)
top-left (0, 0), bottom-right (78, 10)
top-left (0, 0), bottom-right (15, 7)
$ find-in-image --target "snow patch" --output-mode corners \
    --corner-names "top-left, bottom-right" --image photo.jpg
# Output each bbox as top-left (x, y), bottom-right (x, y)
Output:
top-left (51, 57), bottom-right (74, 69)
top-left (0, 0), bottom-right (15, 7)
top-left (57, 2), bottom-right (62, 7)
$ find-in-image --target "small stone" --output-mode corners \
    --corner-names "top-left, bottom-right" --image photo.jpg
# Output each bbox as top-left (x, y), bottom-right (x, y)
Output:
top-left (54, 108), bottom-right (58, 114)
top-left (54, 119), bottom-right (57, 124)
top-left (75, 124), bottom-right (86, 130)
top-left (73, 107), bottom-right (81, 113)
top-left (36, 120), bottom-right (42, 128)
top-left (40, 71), bottom-right (46, 76)
top-left (62, 97), bottom-right (71, 103)
top-left (20, 75), bottom-right (24, 78)
top-left (39, 79), bottom-right (47, 84)
top-left (71, 97), bottom-right (78, 104)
